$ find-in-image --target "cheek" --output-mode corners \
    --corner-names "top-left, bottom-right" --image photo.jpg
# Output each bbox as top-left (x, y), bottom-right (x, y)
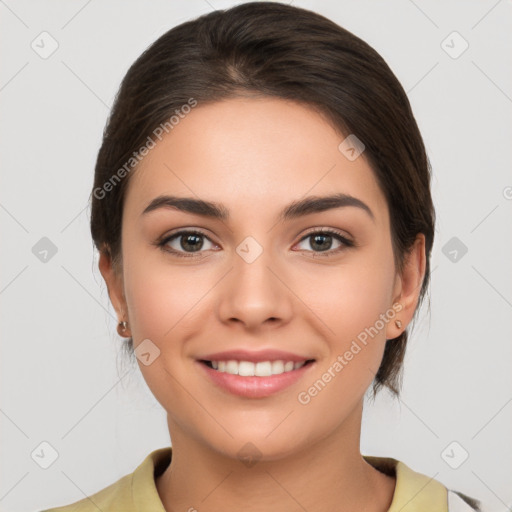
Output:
top-left (121, 257), bottom-right (206, 416)
top-left (122, 249), bottom-right (208, 345)
top-left (294, 265), bottom-right (394, 427)
top-left (303, 254), bottom-right (396, 343)
top-left (296, 251), bottom-right (396, 400)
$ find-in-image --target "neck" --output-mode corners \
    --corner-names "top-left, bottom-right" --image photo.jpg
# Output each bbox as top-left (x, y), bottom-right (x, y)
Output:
top-left (156, 401), bottom-right (395, 512)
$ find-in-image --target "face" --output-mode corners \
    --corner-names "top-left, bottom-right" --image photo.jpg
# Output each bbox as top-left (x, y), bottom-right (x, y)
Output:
top-left (101, 97), bottom-right (424, 461)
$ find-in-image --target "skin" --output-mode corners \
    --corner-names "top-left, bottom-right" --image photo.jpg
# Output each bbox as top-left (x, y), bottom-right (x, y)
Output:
top-left (99, 97), bottom-right (426, 512)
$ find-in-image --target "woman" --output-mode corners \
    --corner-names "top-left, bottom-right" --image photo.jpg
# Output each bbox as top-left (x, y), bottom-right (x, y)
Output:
top-left (42, 2), bottom-right (481, 511)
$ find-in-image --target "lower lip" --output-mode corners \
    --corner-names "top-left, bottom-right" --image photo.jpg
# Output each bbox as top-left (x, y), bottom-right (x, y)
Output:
top-left (197, 361), bottom-right (314, 398)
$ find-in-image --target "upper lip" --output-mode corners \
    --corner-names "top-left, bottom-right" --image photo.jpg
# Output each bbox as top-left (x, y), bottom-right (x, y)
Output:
top-left (198, 349), bottom-right (314, 363)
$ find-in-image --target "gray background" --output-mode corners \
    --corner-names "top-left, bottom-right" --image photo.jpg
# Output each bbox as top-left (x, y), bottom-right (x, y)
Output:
top-left (1, 1), bottom-right (511, 511)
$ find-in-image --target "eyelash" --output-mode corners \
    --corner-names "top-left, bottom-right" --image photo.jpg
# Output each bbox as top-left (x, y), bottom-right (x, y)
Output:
top-left (156, 228), bottom-right (355, 259)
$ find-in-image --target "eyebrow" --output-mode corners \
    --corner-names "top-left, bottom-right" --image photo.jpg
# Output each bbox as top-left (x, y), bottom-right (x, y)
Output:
top-left (141, 193), bottom-right (375, 223)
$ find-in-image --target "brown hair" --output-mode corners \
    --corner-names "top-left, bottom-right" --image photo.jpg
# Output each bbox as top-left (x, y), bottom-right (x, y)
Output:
top-left (89, 1), bottom-right (435, 397)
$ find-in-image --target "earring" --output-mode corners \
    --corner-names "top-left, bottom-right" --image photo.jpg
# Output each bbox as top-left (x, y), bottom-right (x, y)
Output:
top-left (395, 319), bottom-right (402, 329)
top-left (117, 320), bottom-right (129, 337)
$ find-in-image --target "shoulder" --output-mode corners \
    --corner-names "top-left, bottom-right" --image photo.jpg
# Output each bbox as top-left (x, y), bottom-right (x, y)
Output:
top-left (363, 455), bottom-right (482, 512)
top-left (39, 448), bottom-right (172, 512)
top-left (39, 472), bottom-right (134, 512)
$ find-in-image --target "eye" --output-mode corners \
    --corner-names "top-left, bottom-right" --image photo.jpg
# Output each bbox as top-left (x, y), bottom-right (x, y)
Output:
top-left (156, 228), bottom-right (354, 259)
top-left (294, 229), bottom-right (354, 257)
top-left (157, 230), bottom-right (217, 258)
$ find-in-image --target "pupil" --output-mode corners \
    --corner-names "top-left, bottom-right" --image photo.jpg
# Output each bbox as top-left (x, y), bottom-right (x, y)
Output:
top-left (182, 234), bottom-right (203, 252)
top-left (311, 234), bottom-right (331, 251)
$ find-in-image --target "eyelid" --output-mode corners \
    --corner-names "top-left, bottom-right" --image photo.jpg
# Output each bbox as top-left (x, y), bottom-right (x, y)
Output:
top-left (158, 227), bottom-right (215, 243)
top-left (299, 226), bottom-right (353, 242)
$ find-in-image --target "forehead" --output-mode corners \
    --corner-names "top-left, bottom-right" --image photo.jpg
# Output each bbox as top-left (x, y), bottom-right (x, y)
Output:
top-left (124, 97), bottom-right (388, 224)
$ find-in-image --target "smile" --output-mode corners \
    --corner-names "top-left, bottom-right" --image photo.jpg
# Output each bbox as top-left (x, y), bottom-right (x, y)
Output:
top-left (197, 358), bottom-right (316, 398)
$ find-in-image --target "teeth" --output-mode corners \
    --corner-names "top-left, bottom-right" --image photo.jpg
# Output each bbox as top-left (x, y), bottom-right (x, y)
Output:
top-left (238, 361), bottom-right (254, 376)
top-left (255, 361), bottom-right (272, 377)
top-left (208, 359), bottom-right (307, 376)
top-left (226, 360), bottom-right (238, 375)
top-left (272, 360), bottom-right (284, 374)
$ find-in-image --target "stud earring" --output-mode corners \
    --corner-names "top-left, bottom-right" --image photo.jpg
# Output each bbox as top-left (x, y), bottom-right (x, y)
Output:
top-left (395, 319), bottom-right (402, 329)
top-left (117, 320), bottom-right (129, 337)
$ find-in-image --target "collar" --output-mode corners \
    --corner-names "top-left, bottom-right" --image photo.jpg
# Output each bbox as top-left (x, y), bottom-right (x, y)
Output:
top-left (131, 448), bottom-right (448, 512)
top-left (363, 455), bottom-right (447, 511)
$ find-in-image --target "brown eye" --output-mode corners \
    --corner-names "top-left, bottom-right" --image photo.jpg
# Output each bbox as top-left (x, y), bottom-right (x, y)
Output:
top-left (158, 230), bottom-right (216, 257)
top-left (295, 229), bottom-right (354, 256)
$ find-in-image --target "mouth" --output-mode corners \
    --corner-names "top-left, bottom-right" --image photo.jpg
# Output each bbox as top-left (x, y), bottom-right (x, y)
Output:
top-left (199, 359), bottom-right (315, 377)
top-left (197, 357), bottom-right (316, 398)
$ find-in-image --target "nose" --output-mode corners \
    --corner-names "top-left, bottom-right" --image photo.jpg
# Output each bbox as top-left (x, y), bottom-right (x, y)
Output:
top-left (216, 244), bottom-right (294, 332)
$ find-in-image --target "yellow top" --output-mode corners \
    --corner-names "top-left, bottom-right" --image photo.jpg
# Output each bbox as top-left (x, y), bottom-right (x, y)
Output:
top-left (41, 447), bottom-right (479, 512)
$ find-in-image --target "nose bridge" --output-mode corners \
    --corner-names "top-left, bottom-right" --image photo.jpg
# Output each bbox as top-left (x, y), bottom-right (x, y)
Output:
top-left (217, 234), bottom-right (293, 328)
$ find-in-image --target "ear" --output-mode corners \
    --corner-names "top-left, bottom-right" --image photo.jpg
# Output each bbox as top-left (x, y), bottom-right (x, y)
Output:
top-left (386, 233), bottom-right (427, 339)
top-left (98, 249), bottom-right (128, 325)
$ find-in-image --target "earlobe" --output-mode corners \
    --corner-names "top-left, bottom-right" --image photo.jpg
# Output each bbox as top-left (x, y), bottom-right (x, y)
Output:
top-left (387, 234), bottom-right (426, 339)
